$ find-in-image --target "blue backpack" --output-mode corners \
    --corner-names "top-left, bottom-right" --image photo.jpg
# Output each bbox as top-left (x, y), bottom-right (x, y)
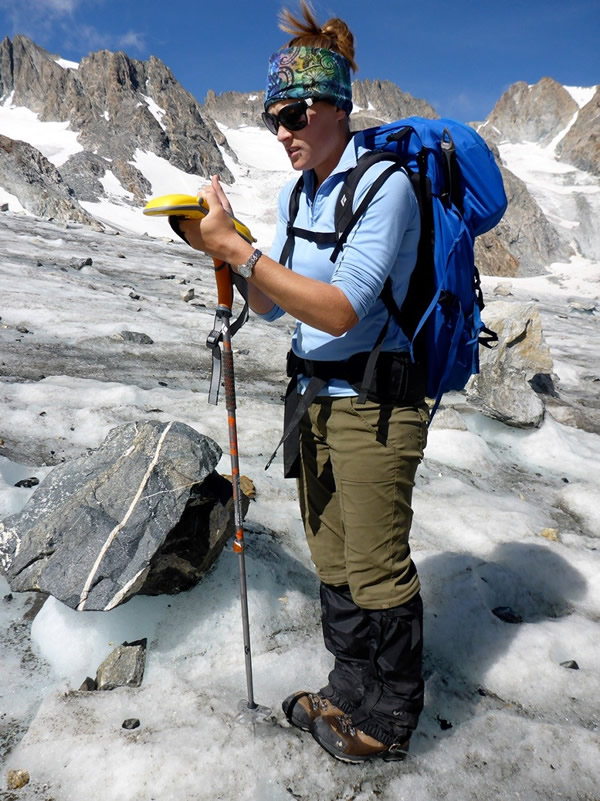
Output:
top-left (280, 116), bottom-right (507, 418)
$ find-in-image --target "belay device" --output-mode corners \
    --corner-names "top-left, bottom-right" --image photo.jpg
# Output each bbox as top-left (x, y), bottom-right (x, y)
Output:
top-left (144, 194), bottom-right (271, 725)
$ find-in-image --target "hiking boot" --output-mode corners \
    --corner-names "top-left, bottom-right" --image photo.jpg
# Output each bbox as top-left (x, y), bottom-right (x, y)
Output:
top-left (282, 691), bottom-right (345, 732)
top-left (310, 714), bottom-right (410, 764)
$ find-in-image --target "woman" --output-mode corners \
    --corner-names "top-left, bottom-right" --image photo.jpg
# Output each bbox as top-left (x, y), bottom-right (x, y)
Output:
top-left (179, 1), bottom-right (429, 764)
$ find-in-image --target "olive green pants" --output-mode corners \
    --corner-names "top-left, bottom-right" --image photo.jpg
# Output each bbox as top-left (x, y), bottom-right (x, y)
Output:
top-left (297, 396), bottom-right (429, 610)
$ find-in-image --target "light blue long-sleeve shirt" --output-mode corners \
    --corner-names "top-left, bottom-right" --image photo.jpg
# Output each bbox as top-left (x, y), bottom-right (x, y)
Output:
top-left (260, 133), bottom-right (421, 395)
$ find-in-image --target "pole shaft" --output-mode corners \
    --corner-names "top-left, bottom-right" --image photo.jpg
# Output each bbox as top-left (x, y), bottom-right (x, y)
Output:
top-left (219, 306), bottom-right (256, 710)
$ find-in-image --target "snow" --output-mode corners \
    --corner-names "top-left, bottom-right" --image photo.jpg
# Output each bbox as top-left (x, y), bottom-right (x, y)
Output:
top-left (141, 95), bottom-right (167, 130)
top-left (0, 88), bottom-right (599, 801)
top-left (0, 103), bottom-right (83, 167)
top-left (563, 85), bottom-right (597, 108)
top-left (100, 170), bottom-right (134, 200)
top-left (0, 188), bottom-right (29, 214)
top-left (499, 140), bottom-right (600, 255)
top-left (54, 58), bottom-right (79, 71)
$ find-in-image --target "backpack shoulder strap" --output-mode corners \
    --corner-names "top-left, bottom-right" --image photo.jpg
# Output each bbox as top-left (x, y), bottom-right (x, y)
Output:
top-left (330, 150), bottom-right (406, 263)
top-left (278, 176), bottom-right (304, 267)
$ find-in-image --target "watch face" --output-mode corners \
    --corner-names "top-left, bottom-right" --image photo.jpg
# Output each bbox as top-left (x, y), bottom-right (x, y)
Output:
top-left (239, 249), bottom-right (261, 278)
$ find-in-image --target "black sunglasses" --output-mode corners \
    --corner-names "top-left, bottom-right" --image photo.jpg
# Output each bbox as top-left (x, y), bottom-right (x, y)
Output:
top-left (261, 98), bottom-right (315, 135)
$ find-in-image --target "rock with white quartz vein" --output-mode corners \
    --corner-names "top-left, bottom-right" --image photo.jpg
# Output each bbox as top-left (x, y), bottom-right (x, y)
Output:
top-left (0, 420), bottom-right (238, 611)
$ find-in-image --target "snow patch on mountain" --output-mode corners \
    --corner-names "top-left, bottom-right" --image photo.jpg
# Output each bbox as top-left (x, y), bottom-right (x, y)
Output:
top-left (564, 85), bottom-right (597, 108)
top-left (141, 94), bottom-right (167, 130)
top-left (499, 138), bottom-right (600, 258)
top-left (53, 57), bottom-right (79, 70)
top-left (0, 103), bottom-right (83, 167)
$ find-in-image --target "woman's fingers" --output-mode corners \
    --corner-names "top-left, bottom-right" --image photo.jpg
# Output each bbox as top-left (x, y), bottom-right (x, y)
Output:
top-left (197, 176), bottom-right (233, 216)
top-left (212, 175), bottom-right (234, 215)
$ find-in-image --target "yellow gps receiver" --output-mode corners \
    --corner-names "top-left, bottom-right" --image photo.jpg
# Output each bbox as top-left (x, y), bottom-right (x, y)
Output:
top-left (143, 193), bottom-right (255, 244)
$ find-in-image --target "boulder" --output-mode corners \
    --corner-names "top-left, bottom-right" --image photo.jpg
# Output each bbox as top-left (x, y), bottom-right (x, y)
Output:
top-left (96, 639), bottom-right (147, 690)
top-left (1, 420), bottom-right (244, 611)
top-left (467, 301), bottom-right (553, 427)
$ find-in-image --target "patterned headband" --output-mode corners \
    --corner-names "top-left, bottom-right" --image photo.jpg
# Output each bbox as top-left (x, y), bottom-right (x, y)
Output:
top-left (264, 46), bottom-right (353, 114)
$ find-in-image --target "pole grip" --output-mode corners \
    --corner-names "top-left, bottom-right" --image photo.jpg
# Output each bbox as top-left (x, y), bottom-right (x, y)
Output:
top-left (213, 259), bottom-right (233, 311)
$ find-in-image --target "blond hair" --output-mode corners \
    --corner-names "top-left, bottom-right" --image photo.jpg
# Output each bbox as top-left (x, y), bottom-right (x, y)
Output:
top-left (279, 1), bottom-right (358, 72)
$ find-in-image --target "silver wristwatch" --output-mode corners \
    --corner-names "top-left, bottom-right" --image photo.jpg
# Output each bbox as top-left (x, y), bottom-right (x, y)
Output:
top-left (237, 248), bottom-right (262, 278)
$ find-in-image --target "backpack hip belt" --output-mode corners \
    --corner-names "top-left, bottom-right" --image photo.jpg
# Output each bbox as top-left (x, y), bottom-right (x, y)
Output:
top-left (286, 349), bottom-right (426, 405)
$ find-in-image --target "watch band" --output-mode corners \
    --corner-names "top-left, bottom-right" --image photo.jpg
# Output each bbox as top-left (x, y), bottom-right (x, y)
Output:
top-left (237, 248), bottom-right (262, 278)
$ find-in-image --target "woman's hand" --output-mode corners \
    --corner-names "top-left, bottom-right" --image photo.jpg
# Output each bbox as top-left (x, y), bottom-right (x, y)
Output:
top-left (178, 176), bottom-right (244, 263)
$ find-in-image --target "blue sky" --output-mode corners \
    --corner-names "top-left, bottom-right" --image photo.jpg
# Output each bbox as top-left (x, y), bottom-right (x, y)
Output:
top-left (0, 0), bottom-right (598, 121)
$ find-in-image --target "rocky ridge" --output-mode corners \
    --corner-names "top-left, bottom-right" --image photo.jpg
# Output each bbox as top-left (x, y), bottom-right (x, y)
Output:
top-left (0, 35), bottom-right (231, 213)
top-left (484, 77), bottom-right (599, 177)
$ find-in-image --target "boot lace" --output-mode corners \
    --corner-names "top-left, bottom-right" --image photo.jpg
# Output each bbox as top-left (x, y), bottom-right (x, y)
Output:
top-left (338, 714), bottom-right (356, 736)
top-left (308, 693), bottom-right (326, 712)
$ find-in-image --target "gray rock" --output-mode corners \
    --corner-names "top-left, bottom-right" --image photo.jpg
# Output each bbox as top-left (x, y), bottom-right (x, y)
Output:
top-left (560, 660), bottom-right (580, 670)
top-left (96, 639), bottom-right (146, 690)
top-left (1, 420), bottom-right (229, 610)
top-left (428, 408), bottom-right (468, 431)
top-left (492, 606), bottom-right (523, 624)
top-left (568, 301), bottom-right (596, 314)
top-left (468, 301), bottom-right (553, 428)
top-left (70, 257), bottom-right (93, 270)
top-left (122, 718), bottom-right (141, 729)
top-left (484, 77), bottom-right (578, 147)
top-left (474, 229), bottom-right (520, 278)
top-left (118, 331), bottom-right (154, 345)
top-left (202, 88), bottom-right (266, 129)
top-left (556, 87), bottom-right (600, 177)
top-left (58, 152), bottom-right (110, 203)
top-left (350, 79), bottom-right (439, 130)
top-left (493, 282), bottom-right (513, 297)
top-left (0, 134), bottom-right (101, 228)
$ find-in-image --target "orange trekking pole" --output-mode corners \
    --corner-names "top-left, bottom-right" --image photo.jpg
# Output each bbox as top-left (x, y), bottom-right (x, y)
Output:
top-left (207, 258), bottom-right (270, 723)
top-left (143, 194), bottom-right (271, 724)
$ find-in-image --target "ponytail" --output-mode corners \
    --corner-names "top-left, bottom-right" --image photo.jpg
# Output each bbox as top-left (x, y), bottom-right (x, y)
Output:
top-left (278, 1), bottom-right (358, 72)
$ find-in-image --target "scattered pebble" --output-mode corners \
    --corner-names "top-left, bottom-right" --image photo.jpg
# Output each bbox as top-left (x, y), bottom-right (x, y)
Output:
top-left (560, 660), bottom-right (579, 670)
top-left (492, 606), bottom-right (523, 624)
top-left (70, 257), bottom-right (93, 270)
top-left (7, 770), bottom-right (30, 790)
top-left (14, 477), bottom-right (39, 488)
top-left (122, 718), bottom-right (141, 730)
top-left (540, 528), bottom-right (560, 543)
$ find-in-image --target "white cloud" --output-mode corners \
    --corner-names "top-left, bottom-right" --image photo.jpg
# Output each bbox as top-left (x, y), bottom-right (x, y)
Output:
top-left (38, 0), bottom-right (82, 12)
top-left (117, 31), bottom-right (147, 53)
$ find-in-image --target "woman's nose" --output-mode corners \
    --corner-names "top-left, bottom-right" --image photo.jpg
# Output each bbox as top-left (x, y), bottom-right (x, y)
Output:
top-left (277, 124), bottom-right (293, 143)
